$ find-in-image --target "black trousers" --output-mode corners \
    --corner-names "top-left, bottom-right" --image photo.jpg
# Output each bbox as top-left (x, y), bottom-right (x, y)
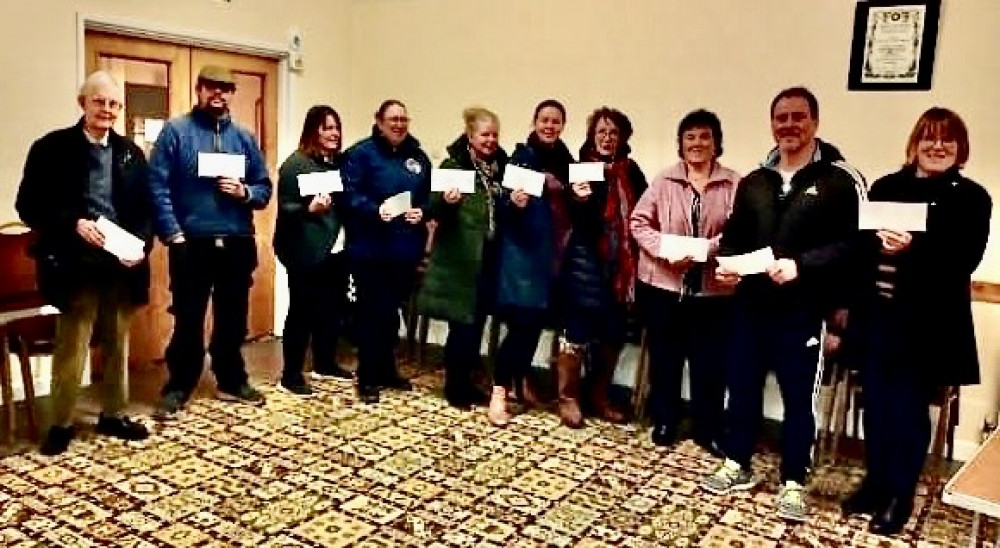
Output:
top-left (443, 240), bottom-right (499, 393)
top-left (723, 299), bottom-right (822, 483)
top-left (351, 256), bottom-right (418, 389)
top-left (637, 282), bottom-right (731, 443)
top-left (281, 252), bottom-right (349, 385)
top-left (494, 306), bottom-right (545, 389)
top-left (163, 237), bottom-right (257, 397)
top-left (858, 303), bottom-right (936, 501)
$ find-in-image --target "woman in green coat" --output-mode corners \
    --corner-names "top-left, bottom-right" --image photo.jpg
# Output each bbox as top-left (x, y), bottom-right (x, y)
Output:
top-left (273, 105), bottom-right (353, 396)
top-left (418, 107), bottom-right (508, 414)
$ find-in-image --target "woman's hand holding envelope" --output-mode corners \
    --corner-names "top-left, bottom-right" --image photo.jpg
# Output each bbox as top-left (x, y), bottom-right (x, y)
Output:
top-left (876, 229), bottom-right (913, 254)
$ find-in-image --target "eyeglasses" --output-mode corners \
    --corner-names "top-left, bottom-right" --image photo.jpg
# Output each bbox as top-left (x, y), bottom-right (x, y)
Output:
top-left (383, 116), bottom-right (410, 124)
top-left (920, 136), bottom-right (958, 147)
top-left (89, 97), bottom-right (122, 111)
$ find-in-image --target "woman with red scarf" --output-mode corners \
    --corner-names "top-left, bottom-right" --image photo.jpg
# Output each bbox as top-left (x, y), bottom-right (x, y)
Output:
top-left (554, 107), bottom-right (647, 427)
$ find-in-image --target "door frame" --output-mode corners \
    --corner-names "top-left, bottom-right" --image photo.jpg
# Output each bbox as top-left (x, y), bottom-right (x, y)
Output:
top-left (75, 12), bottom-right (294, 334)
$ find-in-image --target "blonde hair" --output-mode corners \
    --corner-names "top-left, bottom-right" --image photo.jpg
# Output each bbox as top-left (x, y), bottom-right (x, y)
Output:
top-left (77, 70), bottom-right (123, 106)
top-left (463, 107), bottom-right (499, 138)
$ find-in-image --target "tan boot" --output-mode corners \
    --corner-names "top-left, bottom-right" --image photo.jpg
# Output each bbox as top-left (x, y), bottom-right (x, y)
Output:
top-left (556, 349), bottom-right (584, 428)
top-left (590, 345), bottom-right (628, 424)
top-left (487, 386), bottom-right (510, 427)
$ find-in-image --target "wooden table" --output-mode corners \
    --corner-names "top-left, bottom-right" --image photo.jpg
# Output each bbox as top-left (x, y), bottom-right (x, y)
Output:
top-left (943, 428), bottom-right (1000, 546)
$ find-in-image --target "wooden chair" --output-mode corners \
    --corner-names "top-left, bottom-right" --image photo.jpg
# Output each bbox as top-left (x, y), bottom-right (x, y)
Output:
top-left (928, 385), bottom-right (961, 494)
top-left (631, 329), bottom-right (651, 419)
top-left (0, 221), bottom-right (52, 444)
top-left (404, 220), bottom-right (437, 365)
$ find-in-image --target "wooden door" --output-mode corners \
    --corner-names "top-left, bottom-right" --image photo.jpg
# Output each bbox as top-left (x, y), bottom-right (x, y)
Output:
top-left (190, 49), bottom-right (279, 340)
top-left (84, 31), bottom-right (279, 366)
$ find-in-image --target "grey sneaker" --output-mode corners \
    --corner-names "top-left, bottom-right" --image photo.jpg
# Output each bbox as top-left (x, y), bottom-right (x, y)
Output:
top-left (776, 481), bottom-right (808, 522)
top-left (218, 384), bottom-right (266, 406)
top-left (154, 391), bottom-right (187, 420)
top-left (701, 459), bottom-right (759, 495)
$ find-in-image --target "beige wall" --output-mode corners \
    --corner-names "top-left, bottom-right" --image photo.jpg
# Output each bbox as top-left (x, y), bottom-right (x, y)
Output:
top-left (1, 0), bottom-right (997, 455)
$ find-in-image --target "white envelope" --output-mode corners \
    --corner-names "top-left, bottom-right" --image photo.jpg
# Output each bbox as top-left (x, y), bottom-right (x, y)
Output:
top-left (197, 152), bottom-right (246, 179)
top-left (502, 165), bottom-right (546, 197)
top-left (657, 234), bottom-right (710, 263)
top-left (431, 168), bottom-right (476, 193)
top-left (858, 201), bottom-right (928, 232)
top-left (382, 191), bottom-right (412, 218)
top-left (568, 162), bottom-right (605, 183)
top-left (297, 170), bottom-right (343, 196)
top-left (716, 247), bottom-right (776, 276)
top-left (95, 216), bottom-right (145, 262)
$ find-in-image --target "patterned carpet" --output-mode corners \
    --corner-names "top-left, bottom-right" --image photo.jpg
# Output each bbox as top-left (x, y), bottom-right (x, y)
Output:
top-left (0, 366), bottom-right (995, 547)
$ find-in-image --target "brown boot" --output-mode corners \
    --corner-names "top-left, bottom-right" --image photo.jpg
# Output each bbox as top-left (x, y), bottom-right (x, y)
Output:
top-left (516, 375), bottom-right (543, 407)
top-left (556, 348), bottom-right (584, 428)
top-left (590, 345), bottom-right (628, 424)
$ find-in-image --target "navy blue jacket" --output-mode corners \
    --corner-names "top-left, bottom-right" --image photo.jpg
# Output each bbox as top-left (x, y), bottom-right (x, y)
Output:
top-left (496, 140), bottom-right (573, 311)
top-left (148, 108), bottom-right (272, 241)
top-left (341, 129), bottom-right (431, 263)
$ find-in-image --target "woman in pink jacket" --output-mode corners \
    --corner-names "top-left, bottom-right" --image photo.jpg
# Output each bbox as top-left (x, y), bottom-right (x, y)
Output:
top-left (630, 109), bottom-right (740, 453)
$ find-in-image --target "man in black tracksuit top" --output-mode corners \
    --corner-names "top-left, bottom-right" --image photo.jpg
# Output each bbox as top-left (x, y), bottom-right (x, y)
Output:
top-left (699, 87), bottom-right (865, 521)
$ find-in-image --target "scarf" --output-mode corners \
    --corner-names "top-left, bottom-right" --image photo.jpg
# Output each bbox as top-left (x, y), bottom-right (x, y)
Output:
top-left (582, 149), bottom-right (639, 304)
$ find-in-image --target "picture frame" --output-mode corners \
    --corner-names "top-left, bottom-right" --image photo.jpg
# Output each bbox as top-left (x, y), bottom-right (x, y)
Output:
top-left (848, 0), bottom-right (941, 91)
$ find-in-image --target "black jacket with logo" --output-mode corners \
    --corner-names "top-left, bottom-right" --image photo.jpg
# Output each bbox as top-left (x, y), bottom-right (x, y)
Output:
top-left (719, 139), bottom-right (866, 313)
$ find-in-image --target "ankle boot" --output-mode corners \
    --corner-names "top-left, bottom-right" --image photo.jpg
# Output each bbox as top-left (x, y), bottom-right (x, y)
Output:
top-left (515, 374), bottom-right (543, 407)
top-left (487, 386), bottom-right (510, 427)
top-left (589, 345), bottom-right (627, 423)
top-left (556, 349), bottom-right (584, 428)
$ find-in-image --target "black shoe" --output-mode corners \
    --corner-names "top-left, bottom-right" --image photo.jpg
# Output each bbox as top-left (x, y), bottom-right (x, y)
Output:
top-left (842, 482), bottom-right (886, 516)
top-left (95, 414), bottom-right (150, 441)
top-left (381, 376), bottom-right (413, 391)
top-left (444, 382), bottom-right (487, 410)
top-left (651, 425), bottom-right (677, 447)
top-left (358, 385), bottom-right (380, 404)
top-left (154, 391), bottom-right (187, 420)
top-left (218, 384), bottom-right (266, 406)
top-left (693, 437), bottom-right (725, 458)
top-left (40, 425), bottom-right (76, 456)
top-left (309, 366), bottom-right (354, 380)
top-left (277, 382), bottom-right (315, 398)
top-left (464, 385), bottom-right (489, 406)
top-left (869, 497), bottom-right (913, 536)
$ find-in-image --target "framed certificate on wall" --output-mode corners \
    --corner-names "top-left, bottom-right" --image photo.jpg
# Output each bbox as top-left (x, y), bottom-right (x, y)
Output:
top-left (848, 0), bottom-right (941, 91)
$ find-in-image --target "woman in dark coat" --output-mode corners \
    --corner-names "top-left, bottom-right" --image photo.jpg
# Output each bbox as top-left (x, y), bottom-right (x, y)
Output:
top-left (417, 107), bottom-right (508, 412)
top-left (842, 107), bottom-right (992, 535)
top-left (493, 99), bottom-right (574, 426)
top-left (273, 105), bottom-right (353, 397)
top-left (559, 107), bottom-right (647, 427)
top-left (341, 99), bottom-right (431, 404)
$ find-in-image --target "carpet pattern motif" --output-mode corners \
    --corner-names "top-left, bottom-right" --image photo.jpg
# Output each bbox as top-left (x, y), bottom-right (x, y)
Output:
top-left (0, 374), bottom-right (994, 547)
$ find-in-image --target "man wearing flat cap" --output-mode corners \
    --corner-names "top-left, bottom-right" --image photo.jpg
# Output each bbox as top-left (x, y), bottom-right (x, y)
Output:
top-left (148, 65), bottom-right (273, 417)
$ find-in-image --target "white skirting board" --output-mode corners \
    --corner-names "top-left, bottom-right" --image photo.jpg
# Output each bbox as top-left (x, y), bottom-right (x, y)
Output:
top-left (0, 354), bottom-right (92, 403)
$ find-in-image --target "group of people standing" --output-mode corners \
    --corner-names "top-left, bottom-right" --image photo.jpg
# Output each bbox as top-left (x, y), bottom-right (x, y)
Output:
top-left (16, 64), bottom-right (991, 536)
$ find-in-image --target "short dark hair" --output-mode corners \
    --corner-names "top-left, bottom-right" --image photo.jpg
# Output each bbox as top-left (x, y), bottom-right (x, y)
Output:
top-left (676, 109), bottom-right (724, 158)
top-left (905, 107), bottom-right (970, 168)
top-left (374, 99), bottom-right (406, 121)
top-left (770, 86), bottom-right (819, 119)
top-left (298, 105), bottom-right (342, 157)
top-left (533, 99), bottom-right (566, 123)
top-left (581, 107), bottom-right (633, 157)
